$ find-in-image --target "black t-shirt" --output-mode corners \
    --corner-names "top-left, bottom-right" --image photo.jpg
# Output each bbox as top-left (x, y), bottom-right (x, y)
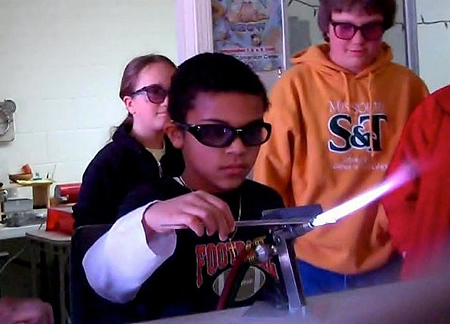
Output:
top-left (118, 178), bottom-right (286, 321)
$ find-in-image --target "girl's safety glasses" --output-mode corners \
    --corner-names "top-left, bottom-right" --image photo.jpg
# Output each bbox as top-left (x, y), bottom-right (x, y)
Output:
top-left (174, 120), bottom-right (272, 148)
top-left (331, 21), bottom-right (384, 41)
top-left (131, 84), bottom-right (168, 104)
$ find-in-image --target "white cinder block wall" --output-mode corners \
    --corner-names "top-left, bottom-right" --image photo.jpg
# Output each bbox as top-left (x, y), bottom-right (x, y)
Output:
top-left (0, 0), bottom-right (177, 187)
top-left (416, 0), bottom-right (450, 92)
top-left (0, 0), bottom-right (448, 189)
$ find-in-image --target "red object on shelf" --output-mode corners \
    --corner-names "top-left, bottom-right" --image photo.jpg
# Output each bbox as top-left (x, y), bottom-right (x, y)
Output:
top-left (46, 206), bottom-right (74, 235)
top-left (54, 183), bottom-right (81, 204)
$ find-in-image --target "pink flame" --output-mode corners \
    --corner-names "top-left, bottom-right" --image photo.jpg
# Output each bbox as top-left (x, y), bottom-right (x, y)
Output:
top-left (312, 164), bottom-right (416, 226)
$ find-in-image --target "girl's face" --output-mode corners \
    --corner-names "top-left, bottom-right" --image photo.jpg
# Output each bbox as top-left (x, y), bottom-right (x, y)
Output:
top-left (124, 62), bottom-right (176, 134)
top-left (328, 6), bottom-right (384, 74)
top-left (169, 92), bottom-right (267, 193)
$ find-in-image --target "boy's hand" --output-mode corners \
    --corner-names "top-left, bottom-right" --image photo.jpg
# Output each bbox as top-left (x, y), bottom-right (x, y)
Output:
top-left (143, 191), bottom-right (235, 241)
top-left (0, 297), bottom-right (54, 324)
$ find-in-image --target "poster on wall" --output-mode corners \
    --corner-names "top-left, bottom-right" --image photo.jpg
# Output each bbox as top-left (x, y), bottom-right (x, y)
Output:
top-left (212, 0), bottom-right (283, 72)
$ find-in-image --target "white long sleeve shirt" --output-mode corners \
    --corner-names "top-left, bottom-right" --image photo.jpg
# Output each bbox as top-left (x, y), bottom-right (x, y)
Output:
top-left (82, 203), bottom-right (177, 303)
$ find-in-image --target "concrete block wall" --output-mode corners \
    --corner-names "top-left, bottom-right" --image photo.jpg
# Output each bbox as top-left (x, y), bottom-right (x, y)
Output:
top-left (0, 0), bottom-right (177, 186)
top-left (416, 0), bottom-right (450, 92)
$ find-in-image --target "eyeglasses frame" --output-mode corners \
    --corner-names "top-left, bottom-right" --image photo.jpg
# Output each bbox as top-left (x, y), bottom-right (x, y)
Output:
top-left (330, 21), bottom-right (385, 41)
top-left (130, 84), bottom-right (168, 104)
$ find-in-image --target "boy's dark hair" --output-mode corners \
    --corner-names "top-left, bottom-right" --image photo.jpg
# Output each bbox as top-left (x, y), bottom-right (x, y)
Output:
top-left (168, 52), bottom-right (269, 123)
top-left (318, 0), bottom-right (397, 42)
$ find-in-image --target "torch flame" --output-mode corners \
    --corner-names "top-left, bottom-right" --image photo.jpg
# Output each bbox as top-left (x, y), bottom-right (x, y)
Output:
top-left (312, 164), bottom-right (416, 227)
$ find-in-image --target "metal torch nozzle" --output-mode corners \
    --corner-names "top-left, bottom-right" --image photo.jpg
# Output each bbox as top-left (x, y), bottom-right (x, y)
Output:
top-left (271, 220), bottom-right (315, 241)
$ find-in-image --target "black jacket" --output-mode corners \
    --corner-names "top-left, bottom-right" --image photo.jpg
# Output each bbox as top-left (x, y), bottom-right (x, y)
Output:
top-left (72, 123), bottom-right (184, 227)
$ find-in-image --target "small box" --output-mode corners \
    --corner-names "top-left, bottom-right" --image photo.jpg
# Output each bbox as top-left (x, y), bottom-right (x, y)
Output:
top-left (46, 206), bottom-right (74, 235)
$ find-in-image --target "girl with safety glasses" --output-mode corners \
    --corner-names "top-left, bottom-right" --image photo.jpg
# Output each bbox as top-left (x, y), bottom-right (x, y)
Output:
top-left (73, 54), bottom-right (184, 228)
top-left (82, 53), bottom-right (285, 322)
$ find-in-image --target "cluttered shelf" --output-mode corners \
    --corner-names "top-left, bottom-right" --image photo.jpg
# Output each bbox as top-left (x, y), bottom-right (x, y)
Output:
top-left (1, 179), bottom-right (53, 212)
top-left (0, 180), bottom-right (79, 239)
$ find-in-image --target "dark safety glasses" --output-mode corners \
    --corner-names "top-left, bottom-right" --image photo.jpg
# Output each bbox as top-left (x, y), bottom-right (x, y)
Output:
top-left (131, 84), bottom-right (168, 104)
top-left (174, 120), bottom-right (272, 148)
top-left (331, 21), bottom-right (384, 41)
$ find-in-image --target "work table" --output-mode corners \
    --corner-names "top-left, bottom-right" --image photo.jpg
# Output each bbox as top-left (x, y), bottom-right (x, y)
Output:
top-left (143, 275), bottom-right (450, 324)
top-left (0, 223), bottom-right (46, 240)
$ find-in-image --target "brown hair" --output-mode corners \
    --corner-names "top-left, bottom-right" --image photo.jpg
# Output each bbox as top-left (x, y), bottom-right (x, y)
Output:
top-left (318, 0), bottom-right (397, 42)
top-left (117, 54), bottom-right (176, 128)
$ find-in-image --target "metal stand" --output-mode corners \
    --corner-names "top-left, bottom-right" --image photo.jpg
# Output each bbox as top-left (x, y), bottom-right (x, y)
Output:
top-left (272, 228), bottom-right (307, 312)
top-left (230, 205), bottom-right (322, 313)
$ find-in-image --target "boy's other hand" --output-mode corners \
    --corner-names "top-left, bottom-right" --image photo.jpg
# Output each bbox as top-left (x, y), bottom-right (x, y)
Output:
top-left (143, 191), bottom-right (235, 241)
top-left (0, 297), bottom-right (54, 324)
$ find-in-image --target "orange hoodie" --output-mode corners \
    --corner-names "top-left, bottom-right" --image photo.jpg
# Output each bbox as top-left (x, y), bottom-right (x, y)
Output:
top-left (253, 43), bottom-right (429, 274)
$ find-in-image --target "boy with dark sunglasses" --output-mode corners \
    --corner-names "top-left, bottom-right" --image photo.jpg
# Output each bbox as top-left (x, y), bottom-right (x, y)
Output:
top-left (82, 53), bottom-right (285, 322)
top-left (254, 0), bottom-right (429, 296)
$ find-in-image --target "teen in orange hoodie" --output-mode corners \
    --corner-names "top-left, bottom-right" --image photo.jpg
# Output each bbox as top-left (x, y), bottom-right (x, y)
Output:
top-left (253, 0), bottom-right (428, 295)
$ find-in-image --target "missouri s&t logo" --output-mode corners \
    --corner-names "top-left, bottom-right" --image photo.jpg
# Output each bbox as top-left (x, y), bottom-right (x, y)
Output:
top-left (328, 113), bottom-right (388, 152)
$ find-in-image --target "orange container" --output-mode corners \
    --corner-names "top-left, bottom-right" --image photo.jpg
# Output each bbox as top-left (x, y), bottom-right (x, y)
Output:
top-left (46, 206), bottom-right (74, 235)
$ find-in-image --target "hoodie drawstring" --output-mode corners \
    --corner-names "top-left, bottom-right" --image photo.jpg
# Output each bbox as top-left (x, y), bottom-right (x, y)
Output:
top-left (367, 72), bottom-right (375, 157)
top-left (340, 71), bottom-right (351, 112)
